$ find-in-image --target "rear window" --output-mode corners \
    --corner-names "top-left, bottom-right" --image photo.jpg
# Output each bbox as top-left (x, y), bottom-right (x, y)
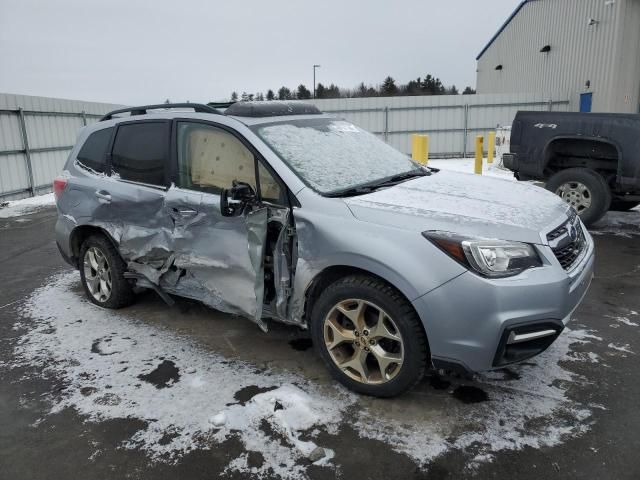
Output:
top-left (76, 127), bottom-right (113, 173)
top-left (111, 122), bottom-right (169, 186)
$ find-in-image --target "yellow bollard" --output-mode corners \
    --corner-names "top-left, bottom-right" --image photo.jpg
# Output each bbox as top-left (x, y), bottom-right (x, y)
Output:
top-left (412, 134), bottom-right (428, 165)
top-left (475, 136), bottom-right (484, 174)
top-left (487, 131), bottom-right (496, 164)
top-left (424, 135), bottom-right (429, 166)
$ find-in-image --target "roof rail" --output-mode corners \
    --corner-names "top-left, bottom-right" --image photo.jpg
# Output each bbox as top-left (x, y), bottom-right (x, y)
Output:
top-left (99, 103), bottom-right (221, 121)
top-left (207, 101), bottom-right (236, 110)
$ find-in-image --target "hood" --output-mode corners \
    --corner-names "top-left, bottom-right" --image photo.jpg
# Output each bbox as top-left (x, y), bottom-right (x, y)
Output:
top-left (344, 170), bottom-right (571, 244)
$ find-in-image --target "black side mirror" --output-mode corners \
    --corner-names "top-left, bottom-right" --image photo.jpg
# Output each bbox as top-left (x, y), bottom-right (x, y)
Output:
top-left (221, 181), bottom-right (256, 217)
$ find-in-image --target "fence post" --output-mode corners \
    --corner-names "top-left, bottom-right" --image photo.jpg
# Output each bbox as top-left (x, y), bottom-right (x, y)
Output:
top-left (487, 131), bottom-right (496, 164)
top-left (383, 107), bottom-right (389, 142)
top-left (81, 110), bottom-right (87, 126)
top-left (548, 99), bottom-right (553, 111)
top-left (462, 104), bottom-right (469, 157)
top-left (17, 108), bottom-right (36, 197)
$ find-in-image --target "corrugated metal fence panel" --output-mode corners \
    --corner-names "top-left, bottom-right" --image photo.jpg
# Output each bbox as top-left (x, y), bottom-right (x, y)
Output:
top-left (25, 114), bottom-right (84, 149)
top-left (0, 154), bottom-right (29, 196)
top-left (0, 93), bottom-right (123, 200)
top-left (1, 92), bottom-right (573, 200)
top-left (0, 112), bottom-right (23, 150)
top-left (305, 92), bottom-right (571, 157)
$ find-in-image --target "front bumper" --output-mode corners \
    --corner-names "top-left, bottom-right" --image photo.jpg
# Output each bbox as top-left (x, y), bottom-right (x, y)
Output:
top-left (413, 232), bottom-right (595, 373)
top-left (502, 153), bottom-right (517, 171)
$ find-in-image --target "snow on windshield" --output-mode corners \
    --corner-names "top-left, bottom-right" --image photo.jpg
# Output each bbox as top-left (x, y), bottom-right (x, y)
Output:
top-left (257, 120), bottom-right (416, 194)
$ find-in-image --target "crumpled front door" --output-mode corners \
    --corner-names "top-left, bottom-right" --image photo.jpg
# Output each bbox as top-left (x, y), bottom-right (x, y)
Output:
top-left (161, 186), bottom-right (269, 328)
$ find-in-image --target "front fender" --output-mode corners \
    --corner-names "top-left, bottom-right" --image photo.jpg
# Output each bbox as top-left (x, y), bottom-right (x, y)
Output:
top-left (287, 210), bottom-right (466, 326)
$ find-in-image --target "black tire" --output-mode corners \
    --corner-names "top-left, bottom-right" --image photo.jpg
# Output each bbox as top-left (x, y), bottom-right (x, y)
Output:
top-left (79, 234), bottom-right (135, 309)
top-left (545, 168), bottom-right (611, 226)
top-left (609, 200), bottom-right (640, 212)
top-left (310, 275), bottom-right (429, 397)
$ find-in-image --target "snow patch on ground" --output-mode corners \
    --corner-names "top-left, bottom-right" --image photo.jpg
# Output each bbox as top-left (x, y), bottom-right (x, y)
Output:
top-left (356, 328), bottom-right (598, 469)
top-left (428, 158), bottom-right (518, 182)
top-left (606, 315), bottom-right (639, 327)
top-left (10, 272), bottom-right (606, 477)
top-left (12, 273), bottom-right (353, 479)
top-left (591, 208), bottom-right (640, 237)
top-left (0, 193), bottom-right (55, 218)
top-left (607, 343), bottom-right (634, 354)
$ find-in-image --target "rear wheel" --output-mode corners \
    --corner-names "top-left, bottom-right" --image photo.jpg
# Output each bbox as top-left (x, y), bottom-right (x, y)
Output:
top-left (310, 275), bottom-right (428, 397)
top-left (546, 168), bottom-right (611, 226)
top-left (79, 234), bottom-right (134, 309)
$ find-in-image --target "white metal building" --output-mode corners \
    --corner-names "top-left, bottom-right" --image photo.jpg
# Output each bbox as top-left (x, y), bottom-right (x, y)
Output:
top-left (476, 0), bottom-right (640, 113)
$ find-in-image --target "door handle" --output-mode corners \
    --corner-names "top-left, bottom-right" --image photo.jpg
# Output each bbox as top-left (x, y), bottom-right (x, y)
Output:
top-left (172, 207), bottom-right (198, 218)
top-left (95, 190), bottom-right (112, 204)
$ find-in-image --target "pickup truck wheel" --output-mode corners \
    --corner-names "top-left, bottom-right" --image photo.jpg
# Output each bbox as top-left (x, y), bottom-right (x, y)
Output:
top-left (609, 200), bottom-right (640, 212)
top-left (79, 234), bottom-right (135, 309)
top-left (310, 275), bottom-right (428, 397)
top-left (546, 168), bottom-right (611, 226)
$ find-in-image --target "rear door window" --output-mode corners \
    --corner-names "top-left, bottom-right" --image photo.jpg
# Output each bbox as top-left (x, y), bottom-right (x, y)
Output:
top-left (111, 122), bottom-right (170, 186)
top-left (76, 127), bottom-right (113, 173)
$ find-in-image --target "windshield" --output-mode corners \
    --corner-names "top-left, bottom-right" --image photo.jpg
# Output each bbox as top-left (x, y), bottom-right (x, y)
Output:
top-left (253, 118), bottom-right (420, 194)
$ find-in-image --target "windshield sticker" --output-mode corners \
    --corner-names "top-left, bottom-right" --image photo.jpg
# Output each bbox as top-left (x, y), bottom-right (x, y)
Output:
top-left (329, 122), bottom-right (360, 133)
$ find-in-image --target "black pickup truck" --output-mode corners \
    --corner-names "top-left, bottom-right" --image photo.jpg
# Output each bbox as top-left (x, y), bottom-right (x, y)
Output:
top-left (503, 111), bottom-right (640, 225)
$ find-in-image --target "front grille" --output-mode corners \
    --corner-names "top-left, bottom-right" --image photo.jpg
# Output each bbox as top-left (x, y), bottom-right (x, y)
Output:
top-left (548, 218), bottom-right (587, 271)
top-left (547, 225), bottom-right (567, 241)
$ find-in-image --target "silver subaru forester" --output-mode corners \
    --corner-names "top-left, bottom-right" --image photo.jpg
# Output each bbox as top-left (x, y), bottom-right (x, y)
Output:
top-left (54, 102), bottom-right (594, 397)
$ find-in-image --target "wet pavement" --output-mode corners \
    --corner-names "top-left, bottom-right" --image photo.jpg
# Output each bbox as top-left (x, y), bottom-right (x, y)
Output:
top-left (1, 206), bottom-right (639, 479)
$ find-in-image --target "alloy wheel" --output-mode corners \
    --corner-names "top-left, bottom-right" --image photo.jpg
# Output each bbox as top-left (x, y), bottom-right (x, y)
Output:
top-left (323, 299), bottom-right (404, 385)
top-left (83, 246), bottom-right (112, 303)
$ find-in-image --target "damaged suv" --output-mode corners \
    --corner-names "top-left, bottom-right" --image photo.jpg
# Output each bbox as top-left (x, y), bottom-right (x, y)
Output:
top-left (54, 102), bottom-right (595, 397)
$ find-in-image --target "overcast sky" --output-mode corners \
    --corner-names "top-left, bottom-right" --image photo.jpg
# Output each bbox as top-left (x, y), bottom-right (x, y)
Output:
top-left (0, 0), bottom-right (520, 105)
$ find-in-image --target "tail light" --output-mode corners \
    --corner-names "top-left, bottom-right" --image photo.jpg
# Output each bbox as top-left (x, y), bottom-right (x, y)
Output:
top-left (53, 177), bottom-right (68, 200)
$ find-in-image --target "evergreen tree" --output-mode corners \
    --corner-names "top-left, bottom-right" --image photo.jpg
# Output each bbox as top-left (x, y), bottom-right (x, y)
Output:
top-left (230, 91), bottom-right (238, 102)
top-left (462, 86), bottom-right (476, 95)
top-left (315, 83), bottom-right (326, 99)
top-left (297, 84), bottom-right (312, 99)
top-left (422, 75), bottom-right (446, 95)
top-left (448, 85), bottom-right (459, 95)
top-left (277, 86), bottom-right (292, 100)
top-left (247, 93), bottom-right (254, 101)
top-left (256, 92), bottom-right (264, 101)
top-left (241, 91), bottom-right (249, 101)
top-left (266, 89), bottom-right (275, 101)
top-left (381, 76), bottom-right (399, 96)
top-left (326, 83), bottom-right (341, 98)
top-left (403, 77), bottom-right (422, 96)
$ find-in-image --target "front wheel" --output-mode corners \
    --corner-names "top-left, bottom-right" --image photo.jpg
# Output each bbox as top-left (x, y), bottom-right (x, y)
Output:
top-left (546, 168), bottom-right (611, 226)
top-left (310, 275), bottom-right (429, 397)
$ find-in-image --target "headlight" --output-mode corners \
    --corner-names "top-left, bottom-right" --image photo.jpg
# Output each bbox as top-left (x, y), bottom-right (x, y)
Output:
top-left (423, 231), bottom-right (542, 278)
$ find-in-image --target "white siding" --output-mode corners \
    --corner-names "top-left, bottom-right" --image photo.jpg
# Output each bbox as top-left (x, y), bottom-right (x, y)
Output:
top-left (476, 0), bottom-right (640, 113)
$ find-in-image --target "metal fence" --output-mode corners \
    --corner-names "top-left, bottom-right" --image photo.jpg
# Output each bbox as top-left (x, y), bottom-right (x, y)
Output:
top-left (0, 93), bottom-right (122, 201)
top-left (0, 92), bottom-right (573, 201)
top-left (304, 92), bottom-right (572, 157)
